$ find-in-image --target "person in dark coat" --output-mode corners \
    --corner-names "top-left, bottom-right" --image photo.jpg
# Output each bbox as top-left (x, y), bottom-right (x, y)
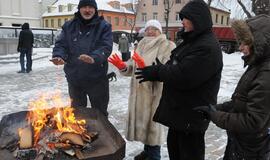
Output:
top-left (195, 14), bottom-right (270, 160)
top-left (17, 22), bottom-right (34, 73)
top-left (51, 0), bottom-right (113, 117)
top-left (135, 0), bottom-right (223, 159)
top-left (118, 33), bottom-right (130, 61)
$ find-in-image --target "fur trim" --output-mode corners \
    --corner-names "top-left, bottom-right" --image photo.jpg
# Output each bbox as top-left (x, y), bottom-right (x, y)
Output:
top-left (231, 20), bottom-right (254, 46)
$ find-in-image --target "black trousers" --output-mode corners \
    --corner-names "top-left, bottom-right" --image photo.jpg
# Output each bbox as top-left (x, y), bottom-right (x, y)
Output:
top-left (68, 79), bottom-right (109, 117)
top-left (19, 48), bottom-right (32, 72)
top-left (121, 51), bottom-right (130, 62)
top-left (167, 128), bottom-right (205, 160)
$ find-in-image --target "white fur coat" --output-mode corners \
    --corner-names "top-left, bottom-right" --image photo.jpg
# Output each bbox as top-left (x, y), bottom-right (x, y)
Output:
top-left (121, 34), bottom-right (176, 145)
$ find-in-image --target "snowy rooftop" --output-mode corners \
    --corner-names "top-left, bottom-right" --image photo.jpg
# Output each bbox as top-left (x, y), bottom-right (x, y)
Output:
top-left (42, 0), bottom-right (134, 17)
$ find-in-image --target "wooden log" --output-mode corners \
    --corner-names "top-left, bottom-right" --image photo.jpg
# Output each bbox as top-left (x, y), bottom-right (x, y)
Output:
top-left (18, 127), bottom-right (33, 149)
top-left (59, 132), bottom-right (84, 146)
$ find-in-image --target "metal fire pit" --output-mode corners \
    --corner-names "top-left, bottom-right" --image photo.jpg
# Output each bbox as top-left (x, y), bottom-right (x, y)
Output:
top-left (0, 108), bottom-right (126, 160)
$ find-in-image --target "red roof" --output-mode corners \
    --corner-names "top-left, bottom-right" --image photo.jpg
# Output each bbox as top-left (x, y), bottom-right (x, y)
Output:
top-left (212, 26), bottom-right (235, 41)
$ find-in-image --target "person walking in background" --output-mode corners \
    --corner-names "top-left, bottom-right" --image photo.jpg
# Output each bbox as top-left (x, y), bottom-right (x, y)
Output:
top-left (194, 14), bottom-right (270, 160)
top-left (118, 33), bottom-right (130, 62)
top-left (109, 19), bottom-right (175, 160)
top-left (50, 0), bottom-right (113, 117)
top-left (17, 22), bottom-right (34, 73)
top-left (135, 0), bottom-right (223, 159)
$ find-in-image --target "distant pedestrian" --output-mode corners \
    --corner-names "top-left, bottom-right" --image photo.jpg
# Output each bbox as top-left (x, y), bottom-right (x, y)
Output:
top-left (17, 23), bottom-right (34, 73)
top-left (118, 33), bottom-right (130, 62)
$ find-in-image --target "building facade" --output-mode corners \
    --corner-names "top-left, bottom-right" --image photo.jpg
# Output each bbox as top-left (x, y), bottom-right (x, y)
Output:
top-left (136, 0), bottom-right (231, 40)
top-left (0, 0), bottom-right (55, 27)
top-left (42, 0), bottom-right (135, 31)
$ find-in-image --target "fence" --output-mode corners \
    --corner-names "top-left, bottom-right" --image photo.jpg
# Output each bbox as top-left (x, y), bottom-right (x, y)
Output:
top-left (0, 27), bottom-right (58, 55)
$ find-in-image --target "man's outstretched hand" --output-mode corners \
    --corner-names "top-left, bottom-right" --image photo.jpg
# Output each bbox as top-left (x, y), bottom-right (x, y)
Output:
top-left (50, 57), bottom-right (65, 65)
top-left (78, 54), bottom-right (95, 64)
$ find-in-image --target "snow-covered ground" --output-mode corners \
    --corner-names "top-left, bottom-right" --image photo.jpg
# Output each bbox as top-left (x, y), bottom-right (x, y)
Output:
top-left (0, 46), bottom-right (245, 160)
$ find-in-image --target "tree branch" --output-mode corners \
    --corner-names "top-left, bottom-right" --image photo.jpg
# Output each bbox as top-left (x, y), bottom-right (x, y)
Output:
top-left (237, 0), bottom-right (253, 18)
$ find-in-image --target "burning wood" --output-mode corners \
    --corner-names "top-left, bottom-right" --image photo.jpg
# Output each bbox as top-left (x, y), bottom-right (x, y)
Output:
top-left (0, 107), bottom-right (126, 160)
top-left (6, 93), bottom-right (99, 160)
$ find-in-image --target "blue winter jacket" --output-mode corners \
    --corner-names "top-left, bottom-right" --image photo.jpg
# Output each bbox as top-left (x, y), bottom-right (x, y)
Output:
top-left (53, 13), bottom-right (113, 85)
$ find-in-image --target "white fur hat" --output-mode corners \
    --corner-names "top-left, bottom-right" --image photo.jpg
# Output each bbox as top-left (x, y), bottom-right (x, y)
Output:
top-left (144, 19), bottom-right (162, 33)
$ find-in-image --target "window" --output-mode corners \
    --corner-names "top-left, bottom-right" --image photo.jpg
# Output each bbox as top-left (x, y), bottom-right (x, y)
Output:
top-left (175, 0), bottom-right (181, 3)
top-left (48, 7), bottom-right (51, 13)
top-left (58, 19), bottom-right (61, 27)
top-left (142, 13), bottom-right (147, 22)
top-left (215, 14), bottom-right (218, 23)
top-left (68, 4), bottom-right (72, 11)
top-left (58, 5), bottom-right (63, 12)
top-left (45, 19), bottom-right (48, 27)
top-left (153, 12), bottom-right (158, 20)
top-left (128, 18), bottom-right (133, 25)
top-left (221, 15), bottom-right (224, 25)
top-left (0, 23), bottom-right (2, 26)
top-left (123, 18), bottom-right (127, 26)
top-left (107, 16), bottom-right (111, 23)
top-left (51, 19), bottom-right (54, 28)
top-left (152, 0), bottom-right (158, 5)
top-left (176, 12), bottom-right (180, 21)
top-left (226, 16), bottom-right (229, 25)
top-left (115, 17), bottom-right (119, 26)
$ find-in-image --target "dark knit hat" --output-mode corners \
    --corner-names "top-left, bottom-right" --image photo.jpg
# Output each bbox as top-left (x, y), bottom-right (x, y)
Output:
top-left (78, 0), bottom-right (97, 9)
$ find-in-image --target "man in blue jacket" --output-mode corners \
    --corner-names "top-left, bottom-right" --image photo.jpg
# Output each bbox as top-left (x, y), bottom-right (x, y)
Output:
top-left (51, 0), bottom-right (113, 117)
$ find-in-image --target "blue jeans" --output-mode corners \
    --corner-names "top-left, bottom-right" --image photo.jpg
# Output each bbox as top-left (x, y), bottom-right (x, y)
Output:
top-left (144, 144), bottom-right (161, 160)
top-left (19, 48), bottom-right (32, 71)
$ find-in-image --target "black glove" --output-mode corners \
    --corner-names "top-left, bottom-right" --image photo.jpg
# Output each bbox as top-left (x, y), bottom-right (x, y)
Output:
top-left (135, 58), bottom-right (162, 83)
top-left (193, 104), bottom-right (217, 120)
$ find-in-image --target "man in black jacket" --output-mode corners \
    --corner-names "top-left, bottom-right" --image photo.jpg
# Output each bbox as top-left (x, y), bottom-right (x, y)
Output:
top-left (17, 23), bottom-right (34, 73)
top-left (135, 0), bottom-right (223, 159)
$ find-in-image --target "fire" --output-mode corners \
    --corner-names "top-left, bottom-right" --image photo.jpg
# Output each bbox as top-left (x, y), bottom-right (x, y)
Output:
top-left (26, 91), bottom-right (86, 146)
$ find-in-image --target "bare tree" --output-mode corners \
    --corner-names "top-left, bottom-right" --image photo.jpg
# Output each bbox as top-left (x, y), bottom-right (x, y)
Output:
top-left (237, 0), bottom-right (252, 18)
top-left (123, 0), bottom-right (142, 42)
top-left (207, 0), bottom-right (213, 6)
top-left (212, 0), bottom-right (269, 18)
top-left (164, 0), bottom-right (174, 39)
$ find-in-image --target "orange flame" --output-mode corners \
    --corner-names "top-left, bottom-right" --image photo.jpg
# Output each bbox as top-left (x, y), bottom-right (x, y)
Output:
top-left (26, 91), bottom-right (86, 146)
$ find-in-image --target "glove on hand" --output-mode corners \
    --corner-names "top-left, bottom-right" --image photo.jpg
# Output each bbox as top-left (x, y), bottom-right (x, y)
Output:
top-left (135, 60), bottom-right (162, 83)
top-left (132, 51), bottom-right (145, 68)
top-left (193, 104), bottom-right (217, 120)
top-left (108, 54), bottom-right (127, 70)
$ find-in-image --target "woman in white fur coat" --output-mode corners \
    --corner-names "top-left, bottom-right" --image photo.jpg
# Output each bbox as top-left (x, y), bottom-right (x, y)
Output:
top-left (109, 19), bottom-right (175, 160)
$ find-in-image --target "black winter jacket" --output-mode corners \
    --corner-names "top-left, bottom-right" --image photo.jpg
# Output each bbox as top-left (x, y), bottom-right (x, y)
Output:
top-left (17, 23), bottom-right (34, 52)
top-left (53, 12), bottom-right (113, 85)
top-left (212, 15), bottom-right (270, 159)
top-left (153, 0), bottom-right (223, 132)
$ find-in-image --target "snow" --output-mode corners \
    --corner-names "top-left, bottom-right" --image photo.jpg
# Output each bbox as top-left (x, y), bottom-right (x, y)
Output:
top-left (0, 45), bottom-right (246, 159)
top-left (42, 0), bottom-right (134, 17)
